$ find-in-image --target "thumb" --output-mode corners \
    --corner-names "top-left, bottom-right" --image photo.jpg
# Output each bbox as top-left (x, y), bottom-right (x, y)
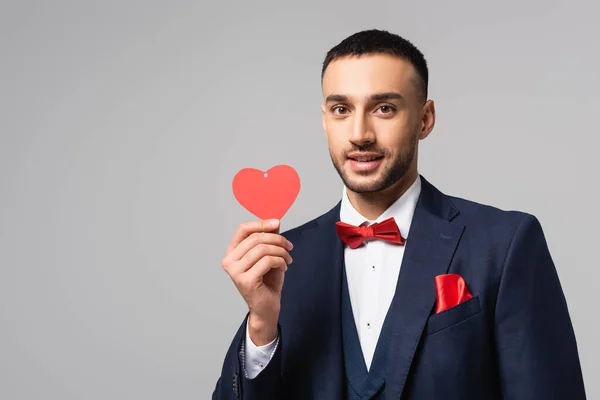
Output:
top-left (261, 218), bottom-right (281, 234)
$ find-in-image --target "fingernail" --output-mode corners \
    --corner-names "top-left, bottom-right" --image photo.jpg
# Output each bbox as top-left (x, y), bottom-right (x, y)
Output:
top-left (269, 219), bottom-right (279, 227)
top-left (287, 240), bottom-right (294, 250)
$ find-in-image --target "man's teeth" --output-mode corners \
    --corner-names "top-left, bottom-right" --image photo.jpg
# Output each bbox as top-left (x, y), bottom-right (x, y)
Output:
top-left (352, 157), bottom-right (380, 162)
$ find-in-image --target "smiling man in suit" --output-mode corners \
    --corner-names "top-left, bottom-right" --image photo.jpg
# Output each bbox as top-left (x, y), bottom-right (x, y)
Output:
top-left (212, 29), bottom-right (587, 399)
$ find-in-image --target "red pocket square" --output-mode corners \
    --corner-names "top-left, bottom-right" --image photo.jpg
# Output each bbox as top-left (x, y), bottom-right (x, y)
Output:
top-left (434, 274), bottom-right (473, 314)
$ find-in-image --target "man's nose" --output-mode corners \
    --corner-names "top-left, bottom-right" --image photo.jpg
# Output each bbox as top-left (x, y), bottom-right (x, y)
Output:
top-left (349, 114), bottom-right (375, 145)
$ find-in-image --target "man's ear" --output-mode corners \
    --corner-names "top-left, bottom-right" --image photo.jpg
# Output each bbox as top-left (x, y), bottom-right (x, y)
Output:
top-left (419, 99), bottom-right (436, 140)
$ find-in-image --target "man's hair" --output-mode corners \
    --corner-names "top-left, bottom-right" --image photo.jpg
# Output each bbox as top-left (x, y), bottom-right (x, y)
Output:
top-left (321, 29), bottom-right (429, 101)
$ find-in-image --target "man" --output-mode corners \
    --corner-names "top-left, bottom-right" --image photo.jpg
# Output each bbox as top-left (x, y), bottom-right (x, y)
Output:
top-left (212, 29), bottom-right (586, 399)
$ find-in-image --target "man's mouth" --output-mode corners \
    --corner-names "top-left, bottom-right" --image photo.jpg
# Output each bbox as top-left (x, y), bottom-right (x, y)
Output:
top-left (346, 152), bottom-right (384, 171)
top-left (347, 152), bottom-right (384, 162)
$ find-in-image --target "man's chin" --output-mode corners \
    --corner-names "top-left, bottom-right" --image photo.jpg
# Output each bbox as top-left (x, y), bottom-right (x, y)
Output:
top-left (342, 176), bottom-right (386, 194)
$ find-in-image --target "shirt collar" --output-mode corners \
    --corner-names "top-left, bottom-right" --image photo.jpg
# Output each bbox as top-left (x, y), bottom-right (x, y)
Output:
top-left (339, 175), bottom-right (422, 239)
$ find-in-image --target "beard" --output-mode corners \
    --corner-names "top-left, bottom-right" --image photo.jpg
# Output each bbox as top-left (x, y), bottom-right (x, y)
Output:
top-left (329, 129), bottom-right (418, 194)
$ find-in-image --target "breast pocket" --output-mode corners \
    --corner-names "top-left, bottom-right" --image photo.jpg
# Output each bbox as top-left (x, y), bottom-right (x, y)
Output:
top-left (424, 295), bottom-right (481, 336)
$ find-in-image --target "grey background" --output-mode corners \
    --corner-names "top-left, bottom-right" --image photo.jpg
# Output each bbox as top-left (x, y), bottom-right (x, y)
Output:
top-left (0, 0), bottom-right (597, 398)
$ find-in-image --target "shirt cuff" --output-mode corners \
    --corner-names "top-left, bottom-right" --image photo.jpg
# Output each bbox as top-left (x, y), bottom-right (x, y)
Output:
top-left (239, 318), bottom-right (280, 379)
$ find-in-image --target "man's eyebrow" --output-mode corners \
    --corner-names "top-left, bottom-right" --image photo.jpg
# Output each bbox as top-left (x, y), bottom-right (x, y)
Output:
top-left (370, 92), bottom-right (404, 102)
top-left (325, 92), bottom-right (404, 103)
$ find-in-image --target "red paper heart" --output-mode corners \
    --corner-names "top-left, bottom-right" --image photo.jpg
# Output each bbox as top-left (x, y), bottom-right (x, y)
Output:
top-left (232, 164), bottom-right (300, 220)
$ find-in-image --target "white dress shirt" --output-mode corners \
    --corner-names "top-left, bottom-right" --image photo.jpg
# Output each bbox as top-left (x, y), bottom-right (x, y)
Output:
top-left (242, 176), bottom-right (422, 378)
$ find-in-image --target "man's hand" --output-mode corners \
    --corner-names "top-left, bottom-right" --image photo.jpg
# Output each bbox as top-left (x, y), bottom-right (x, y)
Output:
top-left (221, 219), bottom-right (293, 345)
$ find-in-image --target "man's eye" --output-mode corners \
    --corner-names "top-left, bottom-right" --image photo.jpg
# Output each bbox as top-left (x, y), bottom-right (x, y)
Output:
top-left (332, 106), bottom-right (348, 115)
top-left (378, 105), bottom-right (395, 114)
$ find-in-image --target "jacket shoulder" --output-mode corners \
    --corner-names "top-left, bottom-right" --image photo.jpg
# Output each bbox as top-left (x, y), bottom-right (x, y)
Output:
top-left (447, 194), bottom-right (545, 241)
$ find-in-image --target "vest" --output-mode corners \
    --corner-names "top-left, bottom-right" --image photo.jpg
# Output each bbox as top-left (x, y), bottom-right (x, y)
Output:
top-left (341, 263), bottom-right (394, 400)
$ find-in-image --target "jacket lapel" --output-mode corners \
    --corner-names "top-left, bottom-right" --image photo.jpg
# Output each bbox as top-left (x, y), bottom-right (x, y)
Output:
top-left (384, 175), bottom-right (465, 399)
top-left (297, 201), bottom-right (345, 398)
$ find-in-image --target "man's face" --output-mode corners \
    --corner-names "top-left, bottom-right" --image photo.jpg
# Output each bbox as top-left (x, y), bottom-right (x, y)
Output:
top-left (321, 53), bottom-right (431, 194)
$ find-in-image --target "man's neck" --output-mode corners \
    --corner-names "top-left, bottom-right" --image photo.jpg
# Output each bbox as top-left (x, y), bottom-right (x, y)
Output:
top-left (346, 171), bottom-right (418, 221)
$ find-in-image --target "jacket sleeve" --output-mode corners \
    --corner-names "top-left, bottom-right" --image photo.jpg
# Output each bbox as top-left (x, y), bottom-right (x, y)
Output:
top-left (494, 214), bottom-right (587, 399)
top-left (212, 313), bottom-right (284, 400)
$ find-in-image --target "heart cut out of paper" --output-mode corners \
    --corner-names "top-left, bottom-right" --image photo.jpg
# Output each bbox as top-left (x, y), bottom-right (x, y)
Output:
top-left (232, 164), bottom-right (300, 220)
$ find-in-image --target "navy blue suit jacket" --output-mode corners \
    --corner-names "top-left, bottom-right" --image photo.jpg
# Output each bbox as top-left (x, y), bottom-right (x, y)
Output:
top-left (212, 175), bottom-right (586, 399)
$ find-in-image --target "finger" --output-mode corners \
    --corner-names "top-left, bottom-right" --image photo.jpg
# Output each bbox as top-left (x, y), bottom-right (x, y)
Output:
top-left (241, 243), bottom-right (292, 270)
top-left (226, 219), bottom-right (280, 254)
top-left (229, 243), bottom-right (292, 276)
top-left (244, 255), bottom-right (288, 282)
top-left (227, 231), bottom-right (293, 264)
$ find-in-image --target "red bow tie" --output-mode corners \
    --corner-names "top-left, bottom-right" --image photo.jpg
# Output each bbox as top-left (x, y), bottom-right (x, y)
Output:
top-left (335, 217), bottom-right (405, 249)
